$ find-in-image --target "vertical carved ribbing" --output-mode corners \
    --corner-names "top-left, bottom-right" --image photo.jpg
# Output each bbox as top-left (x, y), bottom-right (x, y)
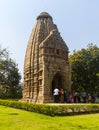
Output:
top-left (30, 23), bottom-right (38, 99)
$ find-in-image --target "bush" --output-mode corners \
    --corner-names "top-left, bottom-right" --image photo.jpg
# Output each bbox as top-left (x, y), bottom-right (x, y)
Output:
top-left (0, 99), bottom-right (99, 116)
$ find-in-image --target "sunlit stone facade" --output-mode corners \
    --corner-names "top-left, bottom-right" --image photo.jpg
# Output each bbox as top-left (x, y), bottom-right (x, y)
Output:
top-left (22, 12), bottom-right (71, 103)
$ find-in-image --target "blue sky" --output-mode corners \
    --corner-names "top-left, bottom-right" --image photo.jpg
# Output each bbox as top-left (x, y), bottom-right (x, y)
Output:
top-left (0, 0), bottom-right (99, 81)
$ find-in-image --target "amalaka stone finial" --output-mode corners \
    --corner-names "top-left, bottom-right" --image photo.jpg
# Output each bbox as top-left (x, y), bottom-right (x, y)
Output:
top-left (36, 12), bottom-right (52, 20)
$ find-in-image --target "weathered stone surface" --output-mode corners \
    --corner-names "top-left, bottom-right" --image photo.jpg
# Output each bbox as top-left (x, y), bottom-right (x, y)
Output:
top-left (22, 12), bottom-right (71, 103)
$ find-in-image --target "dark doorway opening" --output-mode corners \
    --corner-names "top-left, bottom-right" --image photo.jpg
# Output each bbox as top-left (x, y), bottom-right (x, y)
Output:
top-left (52, 73), bottom-right (62, 94)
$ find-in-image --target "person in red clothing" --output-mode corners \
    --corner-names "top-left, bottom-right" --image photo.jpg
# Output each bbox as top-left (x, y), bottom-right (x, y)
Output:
top-left (60, 88), bottom-right (64, 103)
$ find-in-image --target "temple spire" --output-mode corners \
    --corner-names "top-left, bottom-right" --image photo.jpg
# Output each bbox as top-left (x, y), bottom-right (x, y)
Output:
top-left (22, 12), bottom-right (71, 103)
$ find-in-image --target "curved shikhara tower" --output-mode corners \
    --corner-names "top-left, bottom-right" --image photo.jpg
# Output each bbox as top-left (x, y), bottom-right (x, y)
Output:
top-left (23, 12), bottom-right (71, 103)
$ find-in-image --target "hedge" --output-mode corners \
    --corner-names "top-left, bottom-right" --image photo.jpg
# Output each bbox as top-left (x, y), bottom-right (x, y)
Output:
top-left (0, 99), bottom-right (99, 116)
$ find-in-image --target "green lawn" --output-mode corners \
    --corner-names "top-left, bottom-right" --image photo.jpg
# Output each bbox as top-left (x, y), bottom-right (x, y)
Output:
top-left (0, 105), bottom-right (99, 130)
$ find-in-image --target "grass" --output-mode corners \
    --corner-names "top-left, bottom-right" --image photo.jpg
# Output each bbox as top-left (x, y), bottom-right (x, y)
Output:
top-left (0, 105), bottom-right (99, 130)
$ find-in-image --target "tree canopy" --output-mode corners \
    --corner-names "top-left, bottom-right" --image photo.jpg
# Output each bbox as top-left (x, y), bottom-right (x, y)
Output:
top-left (0, 46), bottom-right (22, 98)
top-left (69, 44), bottom-right (99, 93)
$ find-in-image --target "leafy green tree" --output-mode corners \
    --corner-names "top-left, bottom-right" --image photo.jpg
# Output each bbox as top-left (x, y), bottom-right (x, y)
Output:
top-left (0, 46), bottom-right (22, 98)
top-left (69, 44), bottom-right (99, 93)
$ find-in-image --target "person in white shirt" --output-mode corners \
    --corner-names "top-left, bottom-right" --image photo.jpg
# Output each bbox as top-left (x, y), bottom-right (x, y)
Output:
top-left (53, 87), bottom-right (59, 103)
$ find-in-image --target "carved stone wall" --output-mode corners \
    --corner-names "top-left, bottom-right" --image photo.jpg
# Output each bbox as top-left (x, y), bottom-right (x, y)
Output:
top-left (22, 12), bottom-right (71, 103)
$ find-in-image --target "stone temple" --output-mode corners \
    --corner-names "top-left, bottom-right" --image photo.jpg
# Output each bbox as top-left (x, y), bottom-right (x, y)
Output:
top-left (23, 12), bottom-right (71, 103)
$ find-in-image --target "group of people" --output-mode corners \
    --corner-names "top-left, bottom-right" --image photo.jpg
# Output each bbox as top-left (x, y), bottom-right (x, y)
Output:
top-left (53, 87), bottom-right (68, 103)
top-left (53, 87), bottom-right (99, 103)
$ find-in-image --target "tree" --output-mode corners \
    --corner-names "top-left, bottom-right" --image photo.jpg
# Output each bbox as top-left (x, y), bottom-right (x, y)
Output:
top-left (69, 44), bottom-right (99, 93)
top-left (0, 46), bottom-right (22, 98)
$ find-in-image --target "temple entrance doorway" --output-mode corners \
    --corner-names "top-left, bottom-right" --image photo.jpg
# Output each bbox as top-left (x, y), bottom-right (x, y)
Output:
top-left (52, 73), bottom-right (62, 94)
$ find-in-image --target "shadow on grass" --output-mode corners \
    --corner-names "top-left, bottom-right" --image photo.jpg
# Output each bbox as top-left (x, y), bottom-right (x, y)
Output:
top-left (8, 113), bottom-right (19, 115)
